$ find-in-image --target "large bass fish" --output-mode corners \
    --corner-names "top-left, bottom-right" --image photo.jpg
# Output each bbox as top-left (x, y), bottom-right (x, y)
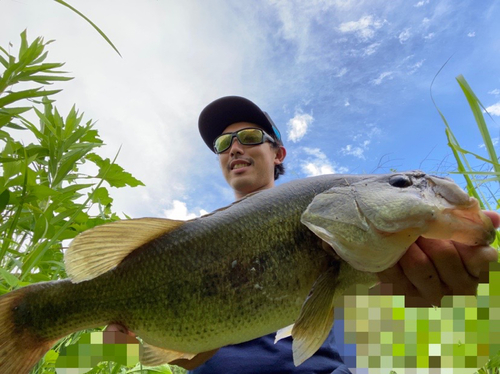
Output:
top-left (0, 172), bottom-right (495, 373)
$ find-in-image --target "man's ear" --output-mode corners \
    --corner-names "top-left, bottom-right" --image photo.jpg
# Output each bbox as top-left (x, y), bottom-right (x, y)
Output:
top-left (274, 146), bottom-right (287, 165)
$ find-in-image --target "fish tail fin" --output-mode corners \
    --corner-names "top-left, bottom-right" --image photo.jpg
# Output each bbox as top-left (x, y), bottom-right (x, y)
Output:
top-left (0, 287), bottom-right (56, 374)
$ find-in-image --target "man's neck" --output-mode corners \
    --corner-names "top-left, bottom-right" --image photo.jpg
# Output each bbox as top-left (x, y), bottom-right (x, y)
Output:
top-left (234, 183), bottom-right (275, 200)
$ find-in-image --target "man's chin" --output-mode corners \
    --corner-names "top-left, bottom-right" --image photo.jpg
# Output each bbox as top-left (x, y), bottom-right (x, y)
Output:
top-left (230, 177), bottom-right (254, 195)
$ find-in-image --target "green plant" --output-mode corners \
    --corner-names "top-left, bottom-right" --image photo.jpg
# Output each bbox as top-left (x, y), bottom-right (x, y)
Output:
top-left (0, 31), bottom-right (143, 373)
top-left (434, 75), bottom-right (500, 372)
top-left (432, 73), bottom-right (500, 238)
top-left (52, 0), bottom-right (121, 57)
top-left (0, 30), bottom-right (142, 290)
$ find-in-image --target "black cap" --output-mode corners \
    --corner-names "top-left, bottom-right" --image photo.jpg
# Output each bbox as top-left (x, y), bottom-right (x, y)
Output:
top-left (198, 96), bottom-right (282, 152)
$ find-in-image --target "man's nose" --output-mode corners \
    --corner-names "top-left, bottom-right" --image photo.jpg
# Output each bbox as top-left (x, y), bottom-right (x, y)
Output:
top-left (229, 137), bottom-right (245, 156)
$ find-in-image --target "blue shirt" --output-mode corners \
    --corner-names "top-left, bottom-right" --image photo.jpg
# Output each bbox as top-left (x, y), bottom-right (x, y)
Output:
top-left (189, 329), bottom-right (351, 374)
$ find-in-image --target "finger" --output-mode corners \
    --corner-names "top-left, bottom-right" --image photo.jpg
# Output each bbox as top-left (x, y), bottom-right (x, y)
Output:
top-left (454, 243), bottom-right (498, 278)
top-left (103, 324), bottom-right (138, 344)
top-left (377, 258), bottom-right (440, 307)
top-left (483, 211), bottom-right (500, 228)
top-left (397, 241), bottom-right (446, 305)
top-left (417, 237), bottom-right (477, 295)
top-left (377, 262), bottom-right (420, 298)
top-left (105, 324), bottom-right (127, 334)
top-left (377, 268), bottom-right (431, 308)
top-left (105, 324), bottom-right (136, 336)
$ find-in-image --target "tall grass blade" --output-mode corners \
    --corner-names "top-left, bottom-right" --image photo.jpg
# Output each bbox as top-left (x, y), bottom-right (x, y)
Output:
top-left (456, 74), bottom-right (500, 180)
top-left (444, 128), bottom-right (485, 207)
top-left (430, 69), bottom-right (481, 205)
top-left (53, 0), bottom-right (122, 57)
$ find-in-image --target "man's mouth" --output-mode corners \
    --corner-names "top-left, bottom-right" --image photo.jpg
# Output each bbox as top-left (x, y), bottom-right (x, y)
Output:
top-left (230, 160), bottom-right (251, 170)
top-left (232, 163), bottom-right (249, 170)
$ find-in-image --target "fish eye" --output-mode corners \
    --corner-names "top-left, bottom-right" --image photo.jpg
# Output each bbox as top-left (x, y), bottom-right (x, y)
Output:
top-left (389, 175), bottom-right (413, 188)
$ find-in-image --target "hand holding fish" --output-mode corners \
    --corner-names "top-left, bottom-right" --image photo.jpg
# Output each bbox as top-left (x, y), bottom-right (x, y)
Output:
top-left (378, 210), bottom-right (499, 307)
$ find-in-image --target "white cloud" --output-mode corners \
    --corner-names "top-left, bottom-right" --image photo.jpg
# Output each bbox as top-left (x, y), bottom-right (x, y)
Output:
top-left (163, 200), bottom-right (208, 220)
top-left (336, 67), bottom-right (348, 77)
top-left (401, 54), bottom-right (414, 63)
top-left (468, 31), bottom-right (476, 37)
top-left (303, 162), bottom-right (336, 176)
top-left (372, 71), bottom-right (393, 85)
top-left (301, 148), bottom-right (348, 176)
top-left (344, 99), bottom-right (350, 107)
top-left (287, 112), bottom-right (314, 143)
top-left (489, 89), bottom-right (500, 95)
top-left (424, 32), bottom-right (435, 40)
top-left (398, 28), bottom-right (411, 44)
top-left (479, 138), bottom-right (499, 149)
top-left (368, 126), bottom-right (382, 137)
top-left (270, 1), bottom-right (362, 63)
top-left (414, 0), bottom-right (430, 7)
top-left (363, 42), bottom-right (381, 56)
top-left (479, 138), bottom-right (498, 148)
top-left (408, 59), bottom-right (425, 74)
top-left (338, 16), bottom-right (386, 40)
top-left (484, 102), bottom-right (500, 116)
top-left (341, 126), bottom-right (381, 159)
top-left (341, 144), bottom-right (366, 159)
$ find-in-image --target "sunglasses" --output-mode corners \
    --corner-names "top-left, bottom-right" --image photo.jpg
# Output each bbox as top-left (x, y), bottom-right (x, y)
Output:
top-left (213, 128), bottom-right (276, 154)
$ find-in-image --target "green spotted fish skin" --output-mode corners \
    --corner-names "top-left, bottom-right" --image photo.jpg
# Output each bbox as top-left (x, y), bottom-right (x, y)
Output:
top-left (14, 174), bottom-right (348, 350)
top-left (0, 171), bottom-right (496, 372)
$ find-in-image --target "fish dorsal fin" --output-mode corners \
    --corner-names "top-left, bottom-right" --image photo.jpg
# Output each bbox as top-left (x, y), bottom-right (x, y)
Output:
top-left (291, 267), bottom-right (339, 366)
top-left (140, 341), bottom-right (196, 366)
top-left (65, 218), bottom-right (184, 282)
top-left (274, 324), bottom-right (294, 343)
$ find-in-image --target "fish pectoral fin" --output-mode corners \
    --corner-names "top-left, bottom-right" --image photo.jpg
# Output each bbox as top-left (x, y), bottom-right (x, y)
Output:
top-left (275, 324), bottom-right (294, 343)
top-left (140, 341), bottom-right (196, 366)
top-left (291, 267), bottom-right (339, 366)
top-left (65, 218), bottom-right (185, 282)
top-left (169, 348), bottom-right (220, 370)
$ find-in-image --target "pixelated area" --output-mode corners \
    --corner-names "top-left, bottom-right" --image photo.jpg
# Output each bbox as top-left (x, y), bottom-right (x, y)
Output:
top-left (55, 331), bottom-right (139, 371)
top-left (334, 262), bottom-right (500, 373)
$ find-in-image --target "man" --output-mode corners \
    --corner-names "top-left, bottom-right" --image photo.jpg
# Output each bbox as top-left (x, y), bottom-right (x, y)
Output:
top-left (109, 96), bottom-right (499, 372)
top-left (177, 96), bottom-right (499, 373)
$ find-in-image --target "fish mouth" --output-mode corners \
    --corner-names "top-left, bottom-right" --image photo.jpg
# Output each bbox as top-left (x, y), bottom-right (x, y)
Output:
top-left (426, 175), bottom-right (475, 208)
top-left (230, 159), bottom-right (252, 171)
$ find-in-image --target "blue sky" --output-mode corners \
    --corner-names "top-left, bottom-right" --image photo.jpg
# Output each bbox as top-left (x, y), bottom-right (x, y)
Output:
top-left (1, 0), bottom-right (499, 218)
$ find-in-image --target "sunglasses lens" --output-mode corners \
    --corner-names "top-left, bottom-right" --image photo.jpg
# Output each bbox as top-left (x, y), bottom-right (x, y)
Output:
top-left (238, 129), bottom-right (264, 145)
top-left (214, 134), bottom-right (232, 153)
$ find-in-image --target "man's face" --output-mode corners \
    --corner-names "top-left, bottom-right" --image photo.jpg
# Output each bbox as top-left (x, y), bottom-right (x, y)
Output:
top-left (218, 122), bottom-right (285, 199)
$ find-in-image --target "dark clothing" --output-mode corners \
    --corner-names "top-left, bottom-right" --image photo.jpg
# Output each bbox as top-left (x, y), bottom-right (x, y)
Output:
top-left (189, 329), bottom-right (351, 374)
